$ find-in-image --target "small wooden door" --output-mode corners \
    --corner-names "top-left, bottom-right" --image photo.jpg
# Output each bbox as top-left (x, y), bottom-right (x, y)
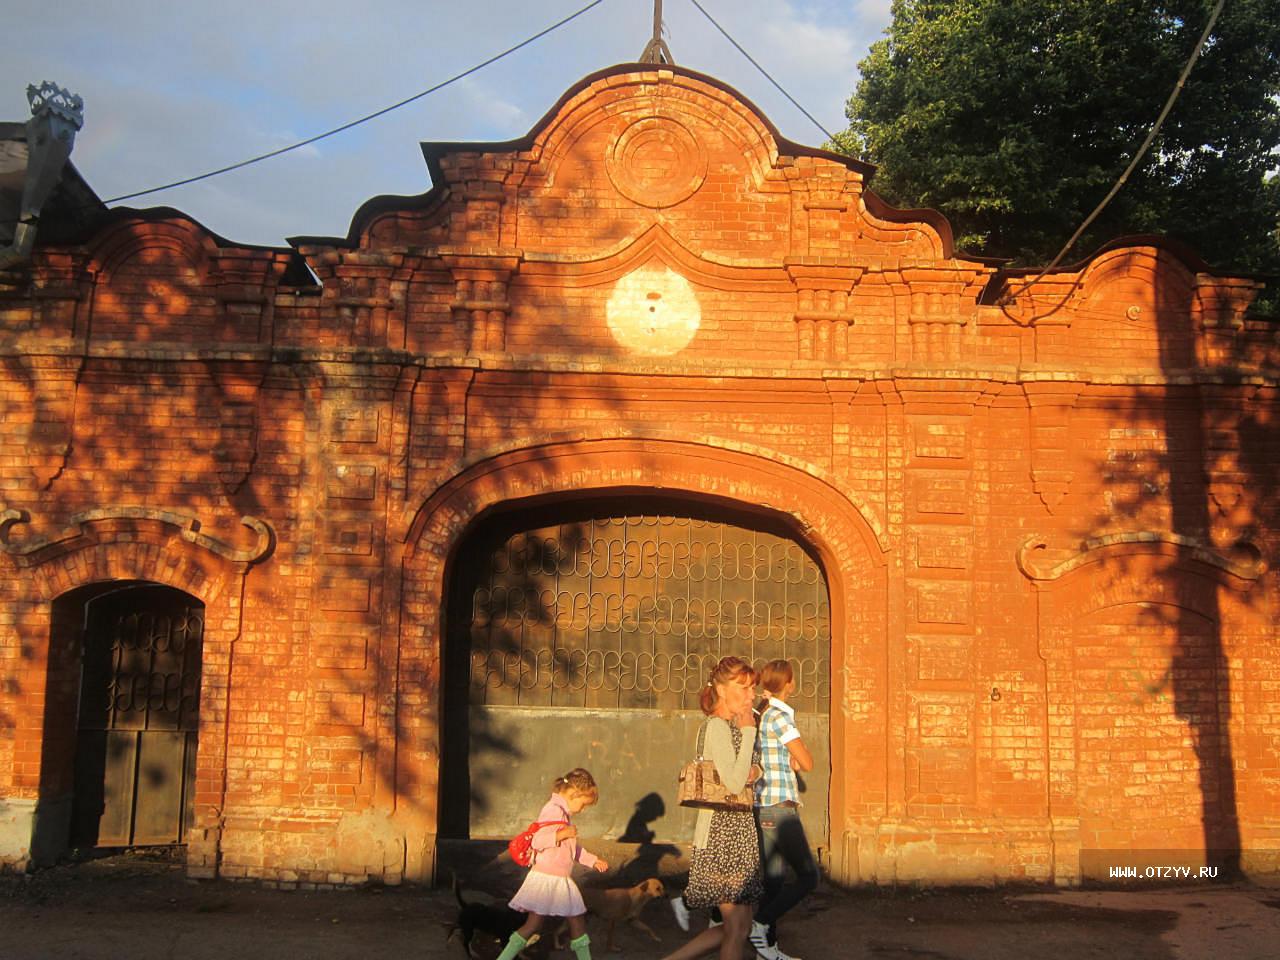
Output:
top-left (71, 585), bottom-right (203, 848)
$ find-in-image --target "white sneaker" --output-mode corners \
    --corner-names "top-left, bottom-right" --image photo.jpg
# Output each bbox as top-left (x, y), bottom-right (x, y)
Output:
top-left (748, 921), bottom-right (772, 953)
top-left (750, 921), bottom-right (803, 960)
top-left (669, 896), bottom-right (690, 932)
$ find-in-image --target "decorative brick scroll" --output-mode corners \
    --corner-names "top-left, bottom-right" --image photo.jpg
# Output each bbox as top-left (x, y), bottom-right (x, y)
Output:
top-left (1016, 531), bottom-right (1267, 582)
top-left (0, 506), bottom-right (275, 567)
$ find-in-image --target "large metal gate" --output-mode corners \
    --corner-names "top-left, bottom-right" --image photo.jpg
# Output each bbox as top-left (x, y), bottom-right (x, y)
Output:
top-left (71, 585), bottom-right (204, 848)
top-left (441, 499), bottom-right (830, 848)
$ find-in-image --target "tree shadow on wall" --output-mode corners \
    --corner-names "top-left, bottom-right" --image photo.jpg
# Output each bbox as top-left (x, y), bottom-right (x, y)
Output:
top-left (438, 519), bottom-right (573, 838)
top-left (1045, 257), bottom-right (1278, 879)
top-left (1, 172), bottom-right (840, 877)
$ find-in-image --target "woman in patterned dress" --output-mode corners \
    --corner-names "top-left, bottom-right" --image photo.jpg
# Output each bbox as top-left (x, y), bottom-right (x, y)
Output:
top-left (662, 656), bottom-right (763, 960)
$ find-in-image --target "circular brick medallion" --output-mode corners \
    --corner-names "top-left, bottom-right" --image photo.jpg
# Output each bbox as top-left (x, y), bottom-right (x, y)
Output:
top-left (607, 117), bottom-right (707, 208)
top-left (606, 263), bottom-right (701, 356)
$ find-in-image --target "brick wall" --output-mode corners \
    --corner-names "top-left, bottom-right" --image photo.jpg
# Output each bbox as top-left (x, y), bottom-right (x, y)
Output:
top-left (1, 64), bottom-right (1277, 886)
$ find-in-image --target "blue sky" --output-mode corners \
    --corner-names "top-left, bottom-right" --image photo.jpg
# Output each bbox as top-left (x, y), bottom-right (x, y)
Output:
top-left (3, 1), bottom-right (891, 248)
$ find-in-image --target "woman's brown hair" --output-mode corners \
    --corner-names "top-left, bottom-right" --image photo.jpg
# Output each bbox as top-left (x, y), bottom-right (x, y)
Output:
top-left (699, 655), bottom-right (757, 715)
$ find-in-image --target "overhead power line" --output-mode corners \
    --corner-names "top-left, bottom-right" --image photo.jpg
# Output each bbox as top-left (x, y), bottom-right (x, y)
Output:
top-left (100, 0), bottom-right (610, 206)
top-left (685, 0), bottom-right (838, 144)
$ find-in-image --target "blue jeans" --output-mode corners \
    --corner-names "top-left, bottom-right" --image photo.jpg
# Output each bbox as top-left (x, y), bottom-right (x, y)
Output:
top-left (755, 803), bottom-right (819, 938)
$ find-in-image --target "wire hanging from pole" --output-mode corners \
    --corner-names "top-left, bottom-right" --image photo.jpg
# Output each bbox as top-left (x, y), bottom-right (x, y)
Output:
top-left (99, 0), bottom-right (611, 206)
top-left (685, 0), bottom-right (837, 143)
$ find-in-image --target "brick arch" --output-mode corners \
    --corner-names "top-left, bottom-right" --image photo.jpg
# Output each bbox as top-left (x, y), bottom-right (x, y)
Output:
top-left (85, 219), bottom-right (221, 343)
top-left (401, 431), bottom-right (888, 552)
top-left (27, 536), bottom-right (232, 607)
top-left (89, 219), bottom-right (218, 284)
top-left (1030, 542), bottom-right (1257, 654)
top-left (1077, 245), bottom-right (1197, 308)
top-left (525, 70), bottom-right (784, 198)
top-left (394, 436), bottom-right (890, 883)
top-left (6, 521), bottom-right (252, 875)
top-left (1069, 245), bottom-right (1200, 369)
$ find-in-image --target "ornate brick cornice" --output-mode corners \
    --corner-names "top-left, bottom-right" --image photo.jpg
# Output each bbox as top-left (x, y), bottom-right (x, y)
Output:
top-left (0, 506), bottom-right (275, 568)
top-left (1016, 531), bottom-right (1266, 582)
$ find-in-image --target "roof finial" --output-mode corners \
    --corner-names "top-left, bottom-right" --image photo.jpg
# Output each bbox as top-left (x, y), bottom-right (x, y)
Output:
top-left (639, 0), bottom-right (674, 64)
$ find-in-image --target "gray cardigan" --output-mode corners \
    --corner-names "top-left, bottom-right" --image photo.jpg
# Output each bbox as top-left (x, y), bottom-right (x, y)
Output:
top-left (692, 716), bottom-right (757, 849)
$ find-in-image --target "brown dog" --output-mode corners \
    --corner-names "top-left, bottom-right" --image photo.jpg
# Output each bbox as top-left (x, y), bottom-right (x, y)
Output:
top-left (557, 878), bottom-right (665, 952)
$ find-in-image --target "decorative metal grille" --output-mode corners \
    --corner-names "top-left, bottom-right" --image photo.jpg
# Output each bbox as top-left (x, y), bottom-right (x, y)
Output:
top-left (81, 608), bottom-right (204, 734)
top-left (464, 511), bottom-right (830, 712)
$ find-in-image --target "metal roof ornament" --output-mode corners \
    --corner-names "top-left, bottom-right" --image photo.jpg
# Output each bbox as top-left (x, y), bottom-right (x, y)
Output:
top-left (27, 81), bottom-right (85, 134)
top-left (0, 81), bottom-right (85, 271)
top-left (639, 0), bottom-right (674, 64)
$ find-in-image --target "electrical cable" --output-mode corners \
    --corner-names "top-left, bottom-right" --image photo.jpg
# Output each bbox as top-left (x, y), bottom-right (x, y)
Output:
top-left (103, 0), bottom-right (609, 205)
top-left (2, 0), bottom-right (609, 228)
top-left (685, 0), bottom-right (838, 144)
top-left (1003, 0), bottom-right (1226, 312)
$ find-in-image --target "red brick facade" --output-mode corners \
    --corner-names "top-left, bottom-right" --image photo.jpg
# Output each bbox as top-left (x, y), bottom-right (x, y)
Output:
top-left (1, 65), bottom-right (1277, 886)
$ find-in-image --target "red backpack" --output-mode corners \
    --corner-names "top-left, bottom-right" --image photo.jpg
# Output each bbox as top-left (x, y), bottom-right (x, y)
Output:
top-left (507, 820), bottom-right (567, 867)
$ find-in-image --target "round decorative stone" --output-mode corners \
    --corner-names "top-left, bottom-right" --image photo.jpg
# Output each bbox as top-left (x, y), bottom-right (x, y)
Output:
top-left (607, 116), bottom-right (707, 208)
top-left (606, 263), bottom-right (701, 357)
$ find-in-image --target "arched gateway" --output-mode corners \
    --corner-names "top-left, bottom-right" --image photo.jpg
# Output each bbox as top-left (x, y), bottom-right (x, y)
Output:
top-left (399, 437), bottom-right (889, 881)
top-left (442, 497), bottom-right (832, 846)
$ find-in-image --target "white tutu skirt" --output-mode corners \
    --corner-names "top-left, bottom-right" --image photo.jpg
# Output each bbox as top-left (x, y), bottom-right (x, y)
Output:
top-left (508, 870), bottom-right (586, 917)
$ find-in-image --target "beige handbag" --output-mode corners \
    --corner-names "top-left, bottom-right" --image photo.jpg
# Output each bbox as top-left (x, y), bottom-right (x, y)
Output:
top-left (676, 720), bottom-right (755, 811)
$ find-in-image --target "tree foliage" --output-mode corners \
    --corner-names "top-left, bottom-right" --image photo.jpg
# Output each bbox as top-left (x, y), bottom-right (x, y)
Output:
top-left (835, 0), bottom-right (1280, 273)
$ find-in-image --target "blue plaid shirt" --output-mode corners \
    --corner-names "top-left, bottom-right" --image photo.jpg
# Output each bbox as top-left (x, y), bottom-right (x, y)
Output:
top-left (756, 697), bottom-right (802, 807)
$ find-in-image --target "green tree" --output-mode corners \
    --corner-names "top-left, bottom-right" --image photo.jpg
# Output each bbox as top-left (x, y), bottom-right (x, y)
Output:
top-left (835, 0), bottom-right (1280, 273)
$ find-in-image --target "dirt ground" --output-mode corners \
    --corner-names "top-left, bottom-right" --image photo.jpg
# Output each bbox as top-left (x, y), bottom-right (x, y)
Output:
top-left (3, 850), bottom-right (1279, 960)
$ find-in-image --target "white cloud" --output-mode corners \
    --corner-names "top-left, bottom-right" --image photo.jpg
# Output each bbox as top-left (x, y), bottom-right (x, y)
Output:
top-left (456, 79), bottom-right (528, 138)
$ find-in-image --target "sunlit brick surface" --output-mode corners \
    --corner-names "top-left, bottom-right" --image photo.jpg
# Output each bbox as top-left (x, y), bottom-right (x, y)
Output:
top-left (1, 65), bottom-right (1277, 886)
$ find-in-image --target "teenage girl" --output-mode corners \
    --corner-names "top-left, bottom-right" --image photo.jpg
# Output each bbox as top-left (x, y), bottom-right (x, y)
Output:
top-left (497, 767), bottom-right (609, 960)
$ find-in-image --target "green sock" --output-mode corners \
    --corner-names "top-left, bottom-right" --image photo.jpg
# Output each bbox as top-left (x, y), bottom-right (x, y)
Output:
top-left (495, 931), bottom-right (528, 960)
top-left (570, 932), bottom-right (592, 960)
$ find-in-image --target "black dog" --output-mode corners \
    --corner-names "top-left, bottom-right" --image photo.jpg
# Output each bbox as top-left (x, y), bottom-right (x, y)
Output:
top-left (447, 873), bottom-right (541, 959)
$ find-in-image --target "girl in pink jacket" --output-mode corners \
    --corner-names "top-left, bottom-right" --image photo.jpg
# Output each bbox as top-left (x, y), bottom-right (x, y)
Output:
top-left (497, 767), bottom-right (609, 960)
